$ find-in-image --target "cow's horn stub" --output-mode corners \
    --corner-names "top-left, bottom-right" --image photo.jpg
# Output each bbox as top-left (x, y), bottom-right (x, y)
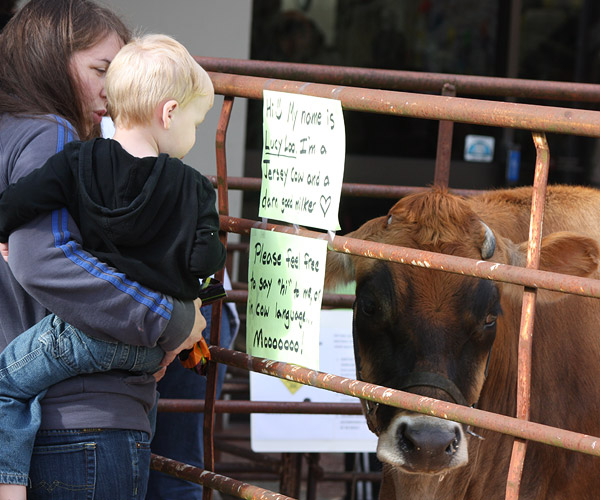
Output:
top-left (481, 221), bottom-right (496, 259)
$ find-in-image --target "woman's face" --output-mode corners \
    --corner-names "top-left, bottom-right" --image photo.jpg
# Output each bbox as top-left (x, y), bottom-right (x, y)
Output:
top-left (69, 33), bottom-right (124, 130)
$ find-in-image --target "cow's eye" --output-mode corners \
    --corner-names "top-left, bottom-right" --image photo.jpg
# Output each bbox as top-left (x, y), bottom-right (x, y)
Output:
top-left (360, 298), bottom-right (377, 316)
top-left (483, 313), bottom-right (497, 328)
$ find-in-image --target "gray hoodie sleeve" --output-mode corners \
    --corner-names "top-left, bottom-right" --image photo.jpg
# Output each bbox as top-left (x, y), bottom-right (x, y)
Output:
top-left (4, 116), bottom-right (193, 351)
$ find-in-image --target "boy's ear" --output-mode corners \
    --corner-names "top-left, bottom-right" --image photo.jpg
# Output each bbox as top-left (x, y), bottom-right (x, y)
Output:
top-left (160, 99), bottom-right (179, 130)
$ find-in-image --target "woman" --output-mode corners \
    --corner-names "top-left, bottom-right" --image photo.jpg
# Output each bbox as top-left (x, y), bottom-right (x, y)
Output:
top-left (0, 1), bottom-right (204, 499)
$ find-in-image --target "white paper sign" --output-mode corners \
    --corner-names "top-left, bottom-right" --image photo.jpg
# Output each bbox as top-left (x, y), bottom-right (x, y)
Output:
top-left (251, 309), bottom-right (377, 453)
top-left (259, 90), bottom-right (345, 230)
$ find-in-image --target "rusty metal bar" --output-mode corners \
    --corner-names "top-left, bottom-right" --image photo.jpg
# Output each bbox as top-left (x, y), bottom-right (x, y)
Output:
top-left (208, 72), bottom-right (600, 137)
top-left (225, 289), bottom-right (354, 308)
top-left (197, 56), bottom-right (600, 103)
top-left (210, 347), bottom-right (600, 457)
top-left (221, 381), bottom-right (250, 394)
top-left (215, 95), bottom-right (234, 217)
top-left (203, 302), bottom-right (222, 500)
top-left (434, 83), bottom-right (456, 187)
top-left (203, 94), bottom-right (235, 500)
top-left (506, 132), bottom-right (550, 499)
top-left (206, 176), bottom-right (483, 198)
top-left (306, 453), bottom-right (319, 500)
top-left (280, 454), bottom-right (302, 498)
top-left (151, 454), bottom-right (295, 500)
top-left (157, 398), bottom-right (362, 414)
top-left (221, 215), bottom-right (600, 300)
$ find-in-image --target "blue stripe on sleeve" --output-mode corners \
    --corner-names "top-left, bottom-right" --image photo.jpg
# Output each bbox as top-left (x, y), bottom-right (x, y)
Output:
top-left (51, 121), bottom-right (173, 320)
top-left (55, 117), bottom-right (65, 153)
top-left (52, 208), bottom-right (172, 319)
top-left (53, 115), bottom-right (75, 149)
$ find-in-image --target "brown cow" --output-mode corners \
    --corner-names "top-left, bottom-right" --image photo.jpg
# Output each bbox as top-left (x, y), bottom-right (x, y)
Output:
top-left (326, 185), bottom-right (600, 500)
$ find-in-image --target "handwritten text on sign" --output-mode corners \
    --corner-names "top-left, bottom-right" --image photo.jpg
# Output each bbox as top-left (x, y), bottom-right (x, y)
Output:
top-left (260, 90), bottom-right (345, 231)
top-left (246, 228), bottom-right (326, 369)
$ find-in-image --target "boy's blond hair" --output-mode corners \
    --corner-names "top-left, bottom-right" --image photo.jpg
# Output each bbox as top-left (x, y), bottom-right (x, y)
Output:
top-left (106, 33), bottom-right (214, 128)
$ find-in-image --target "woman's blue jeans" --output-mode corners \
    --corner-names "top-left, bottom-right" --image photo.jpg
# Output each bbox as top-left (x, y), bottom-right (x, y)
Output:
top-left (0, 314), bottom-right (163, 484)
top-left (29, 428), bottom-right (152, 499)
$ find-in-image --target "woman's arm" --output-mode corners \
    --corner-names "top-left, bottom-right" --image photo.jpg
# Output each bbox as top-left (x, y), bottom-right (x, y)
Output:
top-left (5, 116), bottom-right (194, 350)
top-left (0, 146), bottom-right (77, 242)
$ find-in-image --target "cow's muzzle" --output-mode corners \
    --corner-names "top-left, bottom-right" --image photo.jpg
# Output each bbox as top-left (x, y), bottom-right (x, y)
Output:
top-left (375, 371), bottom-right (470, 474)
top-left (377, 414), bottom-right (468, 474)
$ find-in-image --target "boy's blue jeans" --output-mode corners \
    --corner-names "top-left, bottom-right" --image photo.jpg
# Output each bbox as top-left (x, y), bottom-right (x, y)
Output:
top-left (0, 313), bottom-right (164, 485)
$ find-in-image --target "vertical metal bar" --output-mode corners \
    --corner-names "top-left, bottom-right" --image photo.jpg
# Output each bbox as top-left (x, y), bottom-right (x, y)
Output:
top-left (203, 95), bottom-right (235, 500)
top-left (507, 0), bottom-right (523, 80)
top-left (215, 96), bottom-right (234, 217)
top-left (433, 83), bottom-right (456, 187)
top-left (305, 453), bottom-right (320, 500)
top-left (279, 453), bottom-right (302, 497)
top-left (505, 132), bottom-right (549, 499)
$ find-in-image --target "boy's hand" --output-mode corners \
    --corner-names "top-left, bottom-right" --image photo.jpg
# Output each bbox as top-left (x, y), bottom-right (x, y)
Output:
top-left (160, 298), bottom-right (205, 367)
top-left (0, 242), bottom-right (8, 262)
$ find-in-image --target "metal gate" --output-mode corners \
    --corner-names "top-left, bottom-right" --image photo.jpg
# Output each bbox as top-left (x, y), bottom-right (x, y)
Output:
top-left (151, 59), bottom-right (600, 500)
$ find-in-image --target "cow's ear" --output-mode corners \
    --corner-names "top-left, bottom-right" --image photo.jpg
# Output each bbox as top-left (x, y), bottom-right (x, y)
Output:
top-left (504, 231), bottom-right (599, 304)
top-left (325, 250), bottom-right (355, 291)
top-left (324, 216), bottom-right (388, 291)
top-left (513, 231), bottom-right (599, 277)
top-left (538, 232), bottom-right (599, 277)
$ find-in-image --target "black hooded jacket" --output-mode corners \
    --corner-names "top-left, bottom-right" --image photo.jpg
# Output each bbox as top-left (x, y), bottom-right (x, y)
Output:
top-left (0, 137), bottom-right (226, 299)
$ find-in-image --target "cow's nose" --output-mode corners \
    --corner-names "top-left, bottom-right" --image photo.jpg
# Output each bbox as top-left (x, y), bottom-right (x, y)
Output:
top-left (398, 420), bottom-right (461, 460)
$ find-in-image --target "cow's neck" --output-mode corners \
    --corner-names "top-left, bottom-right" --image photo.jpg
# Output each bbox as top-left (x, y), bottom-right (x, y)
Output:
top-left (382, 463), bottom-right (473, 500)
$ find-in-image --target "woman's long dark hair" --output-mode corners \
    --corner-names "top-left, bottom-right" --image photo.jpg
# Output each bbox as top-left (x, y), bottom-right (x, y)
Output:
top-left (0, 0), bottom-right (130, 139)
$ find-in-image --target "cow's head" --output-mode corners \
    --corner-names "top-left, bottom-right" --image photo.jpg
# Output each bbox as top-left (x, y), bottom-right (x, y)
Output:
top-left (326, 188), bottom-right (598, 475)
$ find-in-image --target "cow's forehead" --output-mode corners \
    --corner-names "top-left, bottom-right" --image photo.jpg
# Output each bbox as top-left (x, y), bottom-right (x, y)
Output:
top-left (376, 189), bottom-right (488, 258)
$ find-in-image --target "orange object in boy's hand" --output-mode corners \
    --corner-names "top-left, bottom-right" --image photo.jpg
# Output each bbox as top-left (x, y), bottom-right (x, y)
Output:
top-left (178, 336), bottom-right (211, 375)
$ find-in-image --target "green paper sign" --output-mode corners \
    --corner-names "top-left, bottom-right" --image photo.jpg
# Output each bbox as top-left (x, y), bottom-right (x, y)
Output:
top-left (246, 228), bottom-right (327, 369)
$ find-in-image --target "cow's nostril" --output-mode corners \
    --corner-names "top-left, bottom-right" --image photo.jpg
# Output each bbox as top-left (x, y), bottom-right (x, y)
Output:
top-left (446, 436), bottom-right (460, 455)
top-left (445, 427), bottom-right (462, 455)
top-left (398, 422), bottom-right (416, 452)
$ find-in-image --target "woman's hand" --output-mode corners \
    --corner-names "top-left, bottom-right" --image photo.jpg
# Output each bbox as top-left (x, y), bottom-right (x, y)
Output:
top-left (0, 242), bottom-right (8, 262)
top-left (160, 298), bottom-right (206, 367)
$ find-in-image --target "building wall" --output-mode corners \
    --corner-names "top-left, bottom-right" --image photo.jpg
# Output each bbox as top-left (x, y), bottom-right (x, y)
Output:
top-left (100, 0), bottom-right (252, 226)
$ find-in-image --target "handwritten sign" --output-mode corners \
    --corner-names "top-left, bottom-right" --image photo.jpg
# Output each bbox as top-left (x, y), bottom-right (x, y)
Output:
top-left (251, 309), bottom-right (377, 453)
top-left (259, 90), bottom-right (345, 231)
top-left (246, 228), bottom-right (327, 369)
